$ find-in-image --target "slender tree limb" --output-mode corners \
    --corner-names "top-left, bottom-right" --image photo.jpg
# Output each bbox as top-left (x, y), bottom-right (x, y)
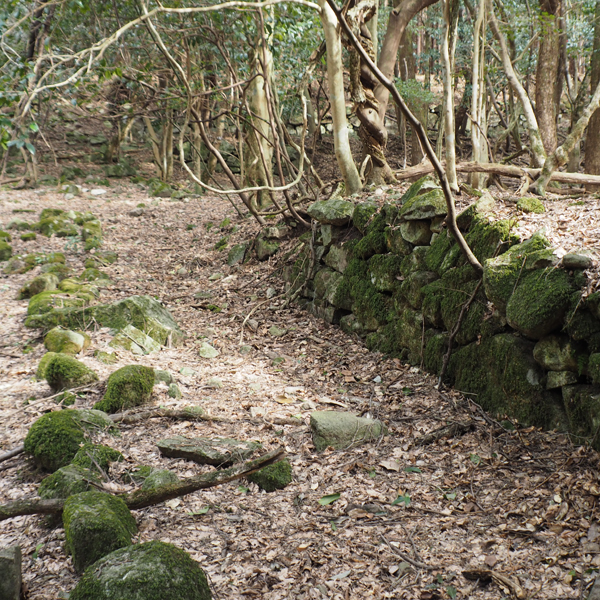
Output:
top-left (0, 445), bottom-right (24, 463)
top-left (325, 0), bottom-right (483, 276)
top-left (0, 447), bottom-right (285, 521)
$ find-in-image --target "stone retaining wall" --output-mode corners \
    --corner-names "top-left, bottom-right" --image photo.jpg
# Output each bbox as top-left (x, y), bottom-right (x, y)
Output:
top-left (284, 177), bottom-right (600, 448)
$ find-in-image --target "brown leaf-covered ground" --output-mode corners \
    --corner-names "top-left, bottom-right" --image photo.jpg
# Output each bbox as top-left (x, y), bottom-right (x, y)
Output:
top-left (2, 163), bottom-right (600, 600)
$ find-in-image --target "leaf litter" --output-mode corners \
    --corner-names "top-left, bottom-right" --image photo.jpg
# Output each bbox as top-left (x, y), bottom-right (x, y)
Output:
top-left (0, 180), bottom-right (599, 599)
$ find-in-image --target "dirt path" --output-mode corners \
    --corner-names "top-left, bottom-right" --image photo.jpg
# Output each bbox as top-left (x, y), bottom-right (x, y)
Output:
top-left (1, 181), bottom-right (599, 600)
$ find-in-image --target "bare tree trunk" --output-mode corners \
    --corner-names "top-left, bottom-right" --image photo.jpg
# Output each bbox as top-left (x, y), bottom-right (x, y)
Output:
top-left (441, 0), bottom-right (459, 191)
top-left (535, 0), bottom-right (562, 153)
top-left (245, 20), bottom-right (275, 209)
top-left (585, 0), bottom-right (600, 189)
top-left (375, 0), bottom-right (440, 124)
top-left (318, 0), bottom-right (362, 194)
top-left (470, 0), bottom-right (488, 188)
top-left (487, 0), bottom-right (547, 168)
top-left (346, 0), bottom-right (395, 185)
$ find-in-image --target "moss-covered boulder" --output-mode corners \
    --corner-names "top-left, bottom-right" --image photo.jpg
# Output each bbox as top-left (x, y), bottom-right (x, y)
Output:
top-left (69, 541), bottom-right (212, 600)
top-left (310, 411), bottom-right (387, 452)
top-left (506, 267), bottom-right (575, 339)
top-left (18, 273), bottom-right (59, 299)
top-left (84, 250), bottom-right (118, 268)
top-left (248, 458), bottom-right (292, 492)
top-left (24, 410), bottom-right (89, 471)
top-left (517, 197), bottom-right (545, 214)
top-left (0, 230), bottom-right (11, 241)
top-left (72, 443), bottom-right (123, 472)
top-left (45, 354), bottom-right (98, 391)
top-left (352, 202), bottom-right (378, 233)
top-left (44, 327), bottom-right (91, 355)
top-left (93, 365), bottom-right (155, 413)
top-left (400, 188), bottom-right (446, 221)
top-left (36, 352), bottom-right (58, 379)
top-left (79, 267), bottom-right (110, 282)
top-left (38, 464), bottom-right (101, 500)
top-left (63, 491), bottom-right (137, 573)
top-left (438, 266), bottom-right (490, 346)
top-left (0, 240), bottom-right (12, 261)
top-left (27, 289), bottom-right (95, 317)
top-left (533, 334), bottom-right (587, 373)
top-left (141, 469), bottom-right (180, 490)
top-left (425, 230), bottom-right (459, 275)
top-left (308, 198), bottom-right (355, 226)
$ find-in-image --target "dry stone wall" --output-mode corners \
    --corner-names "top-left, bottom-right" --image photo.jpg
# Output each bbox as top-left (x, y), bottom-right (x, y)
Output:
top-left (285, 177), bottom-right (600, 448)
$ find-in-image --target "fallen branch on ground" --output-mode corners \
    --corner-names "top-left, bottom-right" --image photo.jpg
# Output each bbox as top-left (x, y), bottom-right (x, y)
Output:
top-left (395, 160), bottom-right (600, 187)
top-left (109, 407), bottom-right (229, 424)
top-left (0, 447), bottom-right (285, 521)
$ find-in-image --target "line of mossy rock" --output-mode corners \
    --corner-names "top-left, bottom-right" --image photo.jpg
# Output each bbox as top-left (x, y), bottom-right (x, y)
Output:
top-left (25, 294), bottom-right (185, 347)
top-left (24, 409), bottom-right (114, 472)
top-left (291, 177), bottom-right (600, 448)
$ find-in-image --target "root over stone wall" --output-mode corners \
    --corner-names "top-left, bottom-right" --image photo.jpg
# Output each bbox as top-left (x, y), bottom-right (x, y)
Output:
top-left (285, 177), bottom-right (600, 448)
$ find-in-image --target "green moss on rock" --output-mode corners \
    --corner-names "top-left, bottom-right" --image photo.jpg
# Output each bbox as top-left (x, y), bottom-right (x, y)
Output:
top-left (248, 458), bottom-right (292, 492)
top-left (37, 352), bottom-right (58, 379)
top-left (70, 541), bottom-right (212, 600)
top-left (439, 266), bottom-right (488, 345)
top-left (141, 469), bottom-right (180, 490)
top-left (368, 254), bottom-right (403, 293)
top-left (424, 230), bottom-right (458, 275)
top-left (0, 240), bottom-right (13, 261)
top-left (506, 267), bottom-right (574, 339)
top-left (40, 263), bottom-right (73, 281)
top-left (38, 464), bottom-right (101, 500)
top-left (72, 443), bottom-right (124, 472)
top-left (45, 354), bottom-right (98, 391)
top-left (93, 365), bottom-right (155, 413)
top-left (562, 385), bottom-right (600, 447)
top-left (449, 333), bottom-right (567, 429)
top-left (400, 270), bottom-right (439, 310)
top-left (63, 491), bottom-right (138, 573)
top-left (44, 327), bottom-right (90, 354)
top-left (517, 197), bottom-right (545, 214)
top-left (24, 410), bottom-right (86, 471)
top-left (18, 273), bottom-right (59, 299)
top-left (353, 202), bottom-right (378, 233)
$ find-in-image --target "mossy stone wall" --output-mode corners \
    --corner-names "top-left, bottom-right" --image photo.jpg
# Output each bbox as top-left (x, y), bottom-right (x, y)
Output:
top-left (286, 178), bottom-right (600, 448)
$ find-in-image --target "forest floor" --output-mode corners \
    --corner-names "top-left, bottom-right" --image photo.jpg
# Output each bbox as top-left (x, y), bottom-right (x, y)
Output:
top-left (1, 141), bottom-right (600, 599)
